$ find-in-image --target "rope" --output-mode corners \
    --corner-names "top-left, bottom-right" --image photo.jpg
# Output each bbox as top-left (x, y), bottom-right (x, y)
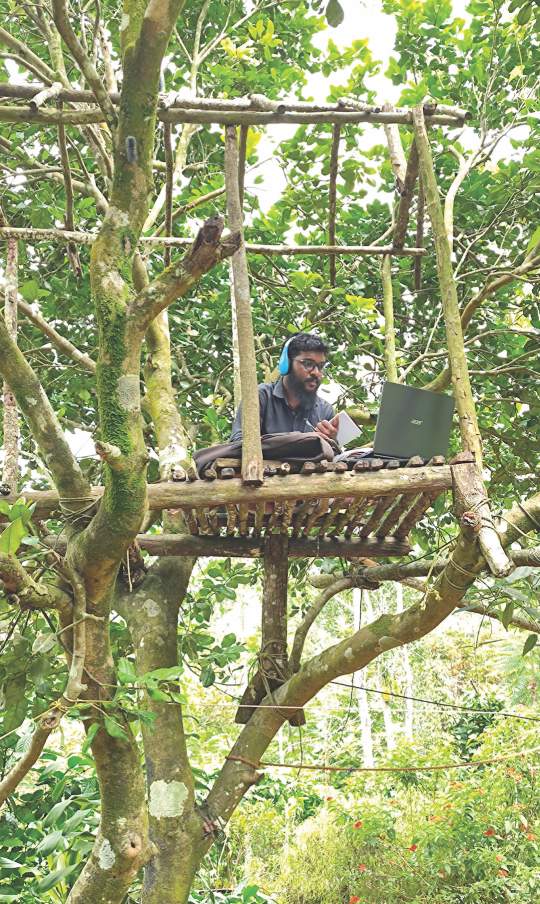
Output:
top-left (226, 745), bottom-right (540, 775)
top-left (57, 495), bottom-right (98, 525)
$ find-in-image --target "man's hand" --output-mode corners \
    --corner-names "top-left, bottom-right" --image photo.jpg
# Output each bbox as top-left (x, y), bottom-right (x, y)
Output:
top-left (315, 414), bottom-right (339, 442)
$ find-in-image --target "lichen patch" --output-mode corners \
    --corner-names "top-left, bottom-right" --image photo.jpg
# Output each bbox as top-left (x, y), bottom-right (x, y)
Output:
top-left (98, 837), bottom-right (116, 870)
top-left (149, 779), bottom-right (188, 819)
top-left (117, 374), bottom-right (140, 413)
top-left (142, 597), bottom-right (160, 618)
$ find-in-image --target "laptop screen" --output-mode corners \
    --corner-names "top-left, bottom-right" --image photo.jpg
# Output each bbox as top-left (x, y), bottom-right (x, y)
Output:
top-left (373, 382), bottom-right (454, 460)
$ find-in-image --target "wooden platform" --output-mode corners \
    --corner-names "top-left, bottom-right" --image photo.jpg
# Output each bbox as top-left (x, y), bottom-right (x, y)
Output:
top-left (175, 455), bottom-right (452, 556)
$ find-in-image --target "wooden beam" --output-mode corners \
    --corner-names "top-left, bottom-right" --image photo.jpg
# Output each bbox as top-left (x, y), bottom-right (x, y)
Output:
top-left (1, 465), bottom-right (453, 517)
top-left (0, 85), bottom-right (471, 126)
top-left (224, 125), bottom-right (264, 486)
top-left (0, 228), bottom-right (427, 257)
top-left (139, 534), bottom-right (411, 559)
top-left (328, 124), bottom-right (340, 286)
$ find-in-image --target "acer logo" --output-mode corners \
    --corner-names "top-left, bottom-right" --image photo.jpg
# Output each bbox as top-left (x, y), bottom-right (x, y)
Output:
top-left (410, 418), bottom-right (423, 425)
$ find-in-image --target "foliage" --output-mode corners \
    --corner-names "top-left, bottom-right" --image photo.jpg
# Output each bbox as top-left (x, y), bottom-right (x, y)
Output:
top-left (0, 0), bottom-right (539, 901)
top-left (0, 750), bottom-right (98, 902)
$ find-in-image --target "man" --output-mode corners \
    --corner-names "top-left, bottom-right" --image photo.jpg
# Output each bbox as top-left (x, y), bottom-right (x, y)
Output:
top-left (230, 332), bottom-right (339, 442)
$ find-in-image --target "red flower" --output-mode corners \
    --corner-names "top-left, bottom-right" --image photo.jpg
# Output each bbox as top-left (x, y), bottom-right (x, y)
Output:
top-left (526, 833), bottom-right (536, 841)
top-left (353, 820), bottom-right (363, 829)
top-left (498, 869), bottom-right (509, 877)
top-left (357, 863), bottom-right (367, 872)
top-left (408, 844), bottom-right (418, 852)
top-left (349, 897), bottom-right (361, 904)
top-left (483, 827), bottom-right (496, 837)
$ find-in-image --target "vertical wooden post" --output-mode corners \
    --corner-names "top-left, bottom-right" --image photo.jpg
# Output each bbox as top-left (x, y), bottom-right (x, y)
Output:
top-left (412, 106), bottom-right (483, 467)
top-left (230, 125), bottom-right (248, 410)
top-left (2, 232), bottom-right (19, 493)
top-left (163, 121), bottom-right (174, 268)
top-left (260, 534), bottom-right (289, 684)
top-left (236, 534), bottom-right (304, 725)
top-left (414, 175), bottom-right (424, 291)
top-left (381, 254), bottom-right (398, 382)
top-left (224, 125), bottom-right (264, 486)
top-left (328, 124), bottom-right (341, 286)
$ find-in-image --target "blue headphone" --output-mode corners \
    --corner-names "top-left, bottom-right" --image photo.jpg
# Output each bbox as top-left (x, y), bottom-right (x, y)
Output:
top-left (278, 337), bottom-right (294, 375)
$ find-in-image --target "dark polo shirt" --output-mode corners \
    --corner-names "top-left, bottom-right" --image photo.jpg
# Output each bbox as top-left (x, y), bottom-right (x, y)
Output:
top-left (230, 378), bottom-right (335, 441)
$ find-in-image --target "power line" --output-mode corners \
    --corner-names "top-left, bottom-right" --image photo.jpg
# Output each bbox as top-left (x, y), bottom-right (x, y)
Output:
top-left (331, 680), bottom-right (540, 723)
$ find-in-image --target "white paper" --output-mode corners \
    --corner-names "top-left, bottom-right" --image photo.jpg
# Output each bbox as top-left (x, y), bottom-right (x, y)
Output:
top-left (336, 411), bottom-right (362, 446)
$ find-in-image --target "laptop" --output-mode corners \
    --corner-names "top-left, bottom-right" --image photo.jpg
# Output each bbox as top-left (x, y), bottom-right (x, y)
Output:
top-left (373, 382), bottom-right (454, 460)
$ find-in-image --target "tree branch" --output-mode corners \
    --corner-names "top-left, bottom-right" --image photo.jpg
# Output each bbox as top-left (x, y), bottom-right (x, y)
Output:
top-left (0, 312), bottom-right (90, 500)
top-left (207, 520), bottom-right (483, 824)
top-left (14, 295), bottom-right (96, 373)
top-left (128, 217), bottom-right (240, 335)
top-left (51, 0), bottom-right (117, 128)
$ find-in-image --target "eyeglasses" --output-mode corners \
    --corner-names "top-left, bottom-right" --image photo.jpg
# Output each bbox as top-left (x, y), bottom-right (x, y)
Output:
top-left (295, 358), bottom-right (330, 374)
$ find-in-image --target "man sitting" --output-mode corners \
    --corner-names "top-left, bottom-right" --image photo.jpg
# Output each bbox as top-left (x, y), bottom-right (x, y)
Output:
top-left (230, 332), bottom-right (339, 443)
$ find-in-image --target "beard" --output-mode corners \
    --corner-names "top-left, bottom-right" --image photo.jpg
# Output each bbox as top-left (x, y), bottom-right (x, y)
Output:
top-left (287, 369), bottom-right (321, 406)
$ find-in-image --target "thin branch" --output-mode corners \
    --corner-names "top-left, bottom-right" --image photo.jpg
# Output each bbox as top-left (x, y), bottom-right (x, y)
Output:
top-left (51, 0), bottom-right (117, 128)
top-left (128, 217), bottom-right (240, 335)
top-left (0, 565), bottom-right (85, 809)
top-left (290, 578), bottom-right (356, 672)
top-left (14, 294), bottom-right (96, 373)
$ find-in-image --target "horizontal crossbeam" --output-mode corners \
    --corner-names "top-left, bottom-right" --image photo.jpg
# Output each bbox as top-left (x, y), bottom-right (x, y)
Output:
top-left (1, 465), bottom-right (453, 518)
top-left (0, 85), bottom-right (470, 127)
top-left (0, 227), bottom-right (426, 257)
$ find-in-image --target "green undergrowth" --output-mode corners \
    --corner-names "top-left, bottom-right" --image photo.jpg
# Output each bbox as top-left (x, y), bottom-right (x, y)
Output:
top-left (217, 719), bottom-right (540, 904)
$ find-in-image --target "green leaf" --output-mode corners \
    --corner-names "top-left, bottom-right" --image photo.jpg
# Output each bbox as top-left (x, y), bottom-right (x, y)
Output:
top-left (326, 0), bottom-right (344, 28)
top-left (36, 829), bottom-right (64, 855)
top-left (141, 665), bottom-right (183, 683)
top-left (103, 715), bottom-right (129, 741)
top-left (43, 798), bottom-right (72, 826)
top-left (0, 517), bottom-right (27, 555)
top-left (82, 721), bottom-right (99, 753)
top-left (62, 808), bottom-right (92, 832)
top-left (522, 633), bottom-right (538, 655)
top-left (516, 3), bottom-right (532, 25)
top-left (526, 225), bottom-right (540, 254)
top-left (117, 657), bottom-right (137, 685)
top-left (0, 857), bottom-right (24, 869)
top-left (501, 601), bottom-right (515, 630)
top-left (200, 665), bottom-right (216, 687)
top-left (35, 865), bottom-right (77, 893)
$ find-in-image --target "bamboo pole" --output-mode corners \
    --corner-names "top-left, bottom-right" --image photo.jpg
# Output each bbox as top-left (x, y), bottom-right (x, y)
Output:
top-left (381, 253), bottom-right (398, 382)
top-left (0, 227), bottom-right (427, 256)
top-left (1, 232), bottom-right (19, 492)
top-left (328, 124), bottom-right (340, 286)
top-left (0, 84), bottom-right (471, 125)
top-left (224, 125), bottom-right (263, 486)
top-left (412, 106), bottom-right (483, 466)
